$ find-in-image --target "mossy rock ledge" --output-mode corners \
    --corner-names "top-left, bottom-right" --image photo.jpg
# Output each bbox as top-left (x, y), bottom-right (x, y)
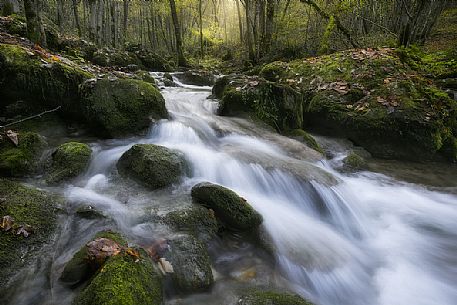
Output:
top-left (191, 182), bottom-right (262, 231)
top-left (0, 131), bottom-right (46, 177)
top-left (214, 48), bottom-right (457, 162)
top-left (238, 290), bottom-right (314, 305)
top-left (46, 142), bottom-right (92, 184)
top-left (81, 78), bottom-right (168, 137)
top-left (0, 179), bottom-right (60, 293)
top-left (117, 144), bottom-right (187, 189)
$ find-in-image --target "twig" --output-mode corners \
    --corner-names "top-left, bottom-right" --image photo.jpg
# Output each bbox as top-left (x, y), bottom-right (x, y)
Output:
top-left (0, 106), bottom-right (62, 130)
top-left (356, 14), bottom-right (398, 36)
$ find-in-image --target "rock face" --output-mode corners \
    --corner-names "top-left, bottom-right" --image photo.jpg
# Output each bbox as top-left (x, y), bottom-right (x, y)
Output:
top-left (238, 290), bottom-right (314, 305)
top-left (164, 235), bottom-right (213, 293)
top-left (163, 205), bottom-right (219, 242)
top-left (72, 253), bottom-right (163, 305)
top-left (174, 70), bottom-right (215, 86)
top-left (0, 131), bottom-right (46, 177)
top-left (46, 142), bottom-right (91, 184)
top-left (191, 182), bottom-right (262, 231)
top-left (0, 179), bottom-right (59, 294)
top-left (81, 78), bottom-right (167, 137)
top-left (214, 48), bottom-right (457, 162)
top-left (341, 152), bottom-right (367, 172)
top-left (117, 144), bottom-right (187, 189)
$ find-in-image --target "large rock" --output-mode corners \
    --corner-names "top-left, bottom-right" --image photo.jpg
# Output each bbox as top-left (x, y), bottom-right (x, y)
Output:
top-left (164, 235), bottom-right (213, 293)
top-left (191, 182), bottom-right (262, 231)
top-left (0, 131), bottom-right (46, 177)
top-left (117, 144), bottom-right (187, 189)
top-left (72, 251), bottom-right (163, 305)
top-left (215, 48), bottom-right (457, 162)
top-left (175, 70), bottom-right (216, 86)
top-left (81, 78), bottom-right (167, 137)
top-left (46, 142), bottom-right (91, 184)
top-left (60, 231), bottom-right (127, 287)
top-left (163, 205), bottom-right (219, 242)
top-left (0, 179), bottom-right (60, 294)
top-left (238, 290), bottom-right (314, 305)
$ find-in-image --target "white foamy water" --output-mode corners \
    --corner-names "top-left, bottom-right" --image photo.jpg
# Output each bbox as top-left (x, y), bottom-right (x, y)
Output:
top-left (45, 80), bottom-right (457, 305)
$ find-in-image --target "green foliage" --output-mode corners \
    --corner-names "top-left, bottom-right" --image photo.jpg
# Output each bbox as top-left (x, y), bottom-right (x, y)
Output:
top-left (319, 15), bottom-right (336, 55)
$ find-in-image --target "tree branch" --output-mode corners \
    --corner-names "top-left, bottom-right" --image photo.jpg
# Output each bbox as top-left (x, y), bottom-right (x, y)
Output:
top-left (0, 106), bottom-right (62, 130)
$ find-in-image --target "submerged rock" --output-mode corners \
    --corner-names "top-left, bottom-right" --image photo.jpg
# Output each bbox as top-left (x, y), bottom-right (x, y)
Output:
top-left (0, 131), bottom-right (46, 177)
top-left (287, 129), bottom-right (323, 153)
top-left (0, 179), bottom-right (60, 293)
top-left (341, 152), bottom-right (368, 172)
top-left (46, 142), bottom-right (91, 184)
top-left (81, 78), bottom-right (167, 137)
top-left (164, 234), bottom-right (213, 293)
top-left (191, 182), bottom-right (262, 231)
top-left (117, 144), bottom-right (187, 189)
top-left (238, 290), bottom-right (314, 305)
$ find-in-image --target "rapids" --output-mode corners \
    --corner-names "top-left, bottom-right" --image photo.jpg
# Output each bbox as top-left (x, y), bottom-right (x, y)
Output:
top-left (6, 74), bottom-right (457, 305)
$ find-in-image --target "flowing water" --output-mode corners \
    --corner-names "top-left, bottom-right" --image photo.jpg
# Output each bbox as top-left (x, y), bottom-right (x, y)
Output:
top-left (6, 75), bottom-right (457, 305)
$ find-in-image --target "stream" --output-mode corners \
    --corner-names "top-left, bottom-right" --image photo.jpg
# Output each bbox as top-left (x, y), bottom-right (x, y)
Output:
top-left (7, 75), bottom-right (457, 305)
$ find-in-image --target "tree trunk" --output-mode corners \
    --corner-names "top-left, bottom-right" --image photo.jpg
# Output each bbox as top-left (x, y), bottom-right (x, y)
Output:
top-left (236, 0), bottom-right (244, 44)
top-left (244, 0), bottom-right (255, 61)
top-left (169, 0), bottom-right (187, 66)
top-left (72, 0), bottom-right (82, 37)
top-left (123, 0), bottom-right (129, 47)
top-left (23, 0), bottom-right (46, 46)
top-left (199, 0), bottom-right (204, 57)
top-left (57, 0), bottom-right (65, 32)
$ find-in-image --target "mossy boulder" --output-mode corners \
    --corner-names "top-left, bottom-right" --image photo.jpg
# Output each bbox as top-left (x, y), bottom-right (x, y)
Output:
top-left (342, 152), bottom-right (367, 172)
top-left (134, 70), bottom-right (156, 85)
top-left (117, 144), bottom-right (187, 189)
top-left (133, 49), bottom-right (174, 71)
top-left (91, 48), bottom-right (141, 68)
top-left (0, 15), bottom-right (27, 37)
top-left (238, 290), bottom-right (314, 305)
top-left (163, 205), bottom-right (219, 242)
top-left (0, 131), bottom-right (46, 177)
top-left (72, 252), bottom-right (163, 305)
top-left (164, 235), bottom-right (213, 293)
top-left (175, 70), bottom-right (215, 86)
top-left (0, 43), bottom-right (94, 117)
top-left (60, 231), bottom-right (127, 287)
top-left (287, 129), bottom-right (323, 153)
top-left (191, 182), bottom-right (262, 231)
top-left (81, 78), bottom-right (167, 137)
top-left (0, 179), bottom-right (60, 292)
top-left (214, 75), bottom-right (304, 131)
top-left (46, 142), bottom-right (91, 184)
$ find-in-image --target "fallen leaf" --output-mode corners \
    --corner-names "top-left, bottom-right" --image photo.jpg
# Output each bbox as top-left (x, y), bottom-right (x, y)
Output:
top-left (125, 247), bottom-right (141, 260)
top-left (87, 238), bottom-right (122, 265)
top-left (6, 130), bottom-right (18, 146)
top-left (16, 225), bottom-right (33, 237)
top-left (1, 215), bottom-right (14, 231)
top-left (158, 258), bottom-right (174, 274)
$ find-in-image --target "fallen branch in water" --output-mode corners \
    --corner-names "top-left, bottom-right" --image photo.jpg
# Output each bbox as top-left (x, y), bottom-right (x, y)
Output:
top-left (0, 106), bottom-right (62, 131)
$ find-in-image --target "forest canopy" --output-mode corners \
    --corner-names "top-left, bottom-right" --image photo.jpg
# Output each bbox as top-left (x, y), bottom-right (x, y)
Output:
top-left (2, 0), bottom-right (456, 67)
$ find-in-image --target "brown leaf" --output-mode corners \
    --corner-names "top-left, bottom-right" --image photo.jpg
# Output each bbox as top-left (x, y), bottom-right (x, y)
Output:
top-left (6, 130), bottom-right (18, 146)
top-left (16, 225), bottom-right (33, 237)
top-left (86, 238), bottom-right (122, 265)
top-left (1, 215), bottom-right (14, 231)
top-left (125, 247), bottom-right (141, 260)
top-left (157, 257), bottom-right (174, 275)
top-left (145, 238), bottom-right (169, 261)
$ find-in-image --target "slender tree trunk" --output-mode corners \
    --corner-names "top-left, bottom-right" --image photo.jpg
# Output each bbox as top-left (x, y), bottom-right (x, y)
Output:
top-left (123, 0), bottom-right (129, 47)
top-left (57, 0), bottom-right (65, 32)
top-left (199, 0), bottom-right (204, 57)
top-left (23, 0), bottom-right (46, 46)
top-left (244, 0), bottom-right (255, 61)
top-left (263, 0), bottom-right (275, 55)
top-left (169, 0), bottom-right (187, 66)
top-left (236, 0), bottom-right (243, 44)
top-left (72, 0), bottom-right (82, 36)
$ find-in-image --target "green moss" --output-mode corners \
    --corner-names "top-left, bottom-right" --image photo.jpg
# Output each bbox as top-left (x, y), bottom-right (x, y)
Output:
top-left (72, 254), bottom-right (163, 305)
top-left (260, 62), bottom-right (288, 81)
top-left (163, 205), bottom-right (219, 242)
top-left (287, 129), bottom-right (323, 153)
top-left (0, 179), bottom-right (59, 291)
top-left (239, 290), bottom-right (314, 305)
top-left (81, 78), bottom-right (167, 137)
top-left (191, 182), bottom-right (262, 231)
top-left (117, 144), bottom-right (187, 189)
top-left (0, 132), bottom-right (46, 177)
top-left (134, 70), bottom-right (156, 85)
top-left (46, 142), bottom-right (91, 184)
top-left (342, 152), bottom-right (367, 172)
